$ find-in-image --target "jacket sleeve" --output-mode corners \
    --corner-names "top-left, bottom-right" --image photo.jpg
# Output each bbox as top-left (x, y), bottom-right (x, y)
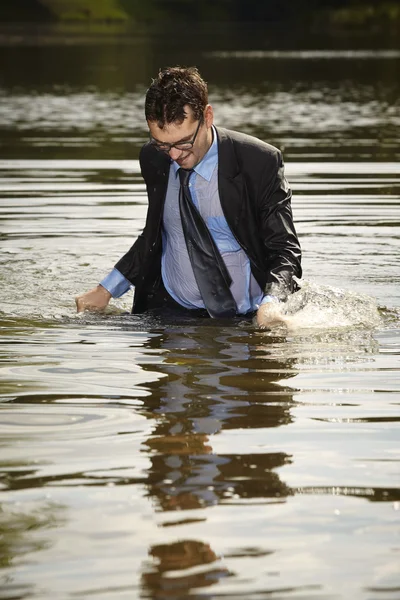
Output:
top-left (258, 150), bottom-right (302, 300)
top-left (114, 145), bottom-right (161, 285)
top-left (113, 224), bottom-right (151, 286)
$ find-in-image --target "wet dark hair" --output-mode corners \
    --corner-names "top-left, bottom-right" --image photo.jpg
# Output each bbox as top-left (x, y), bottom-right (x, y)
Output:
top-left (145, 66), bottom-right (208, 128)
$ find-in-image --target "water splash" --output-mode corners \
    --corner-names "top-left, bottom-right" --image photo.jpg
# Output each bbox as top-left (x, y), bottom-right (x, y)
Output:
top-left (276, 280), bottom-right (383, 331)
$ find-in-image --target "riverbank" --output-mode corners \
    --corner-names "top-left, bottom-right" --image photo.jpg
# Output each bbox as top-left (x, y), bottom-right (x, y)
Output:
top-left (1, 0), bottom-right (400, 29)
top-left (0, 20), bottom-right (398, 49)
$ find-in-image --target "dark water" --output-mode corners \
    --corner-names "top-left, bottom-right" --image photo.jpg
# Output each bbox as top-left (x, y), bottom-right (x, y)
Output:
top-left (0, 29), bottom-right (399, 599)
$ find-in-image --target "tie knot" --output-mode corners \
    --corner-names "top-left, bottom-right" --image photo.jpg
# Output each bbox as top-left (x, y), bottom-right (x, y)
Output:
top-left (178, 168), bottom-right (193, 187)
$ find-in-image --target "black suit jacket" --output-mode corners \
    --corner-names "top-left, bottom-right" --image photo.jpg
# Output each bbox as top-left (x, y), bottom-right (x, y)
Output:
top-left (115, 126), bottom-right (302, 314)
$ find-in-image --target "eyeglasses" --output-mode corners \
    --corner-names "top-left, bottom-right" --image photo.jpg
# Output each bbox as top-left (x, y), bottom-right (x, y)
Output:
top-left (150, 118), bottom-right (203, 153)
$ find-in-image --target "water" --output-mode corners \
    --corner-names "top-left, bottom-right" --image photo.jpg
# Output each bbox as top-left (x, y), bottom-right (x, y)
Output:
top-left (0, 31), bottom-right (399, 599)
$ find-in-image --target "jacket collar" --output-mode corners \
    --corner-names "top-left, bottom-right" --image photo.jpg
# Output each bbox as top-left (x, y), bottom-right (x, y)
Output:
top-left (215, 126), bottom-right (241, 179)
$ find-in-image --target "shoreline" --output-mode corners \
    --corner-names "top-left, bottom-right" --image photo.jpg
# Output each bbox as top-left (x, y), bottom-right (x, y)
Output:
top-left (0, 21), bottom-right (399, 48)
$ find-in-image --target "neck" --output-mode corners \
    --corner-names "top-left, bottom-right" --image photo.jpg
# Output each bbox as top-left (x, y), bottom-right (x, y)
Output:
top-left (207, 125), bottom-right (214, 151)
top-left (198, 126), bottom-right (214, 164)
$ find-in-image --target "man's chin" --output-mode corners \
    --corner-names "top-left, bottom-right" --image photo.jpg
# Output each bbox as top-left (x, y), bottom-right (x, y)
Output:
top-left (177, 154), bottom-right (192, 168)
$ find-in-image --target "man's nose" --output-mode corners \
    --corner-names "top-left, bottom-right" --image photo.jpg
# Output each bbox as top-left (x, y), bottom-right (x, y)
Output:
top-left (168, 147), bottom-right (182, 161)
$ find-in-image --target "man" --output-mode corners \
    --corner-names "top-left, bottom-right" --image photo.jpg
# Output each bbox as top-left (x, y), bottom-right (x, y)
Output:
top-left (76, 66), bottom-right (301, 327)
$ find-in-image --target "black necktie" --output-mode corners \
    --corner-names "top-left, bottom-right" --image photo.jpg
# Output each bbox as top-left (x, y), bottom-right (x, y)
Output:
top-left (178, 168), bottom-right (237, 318)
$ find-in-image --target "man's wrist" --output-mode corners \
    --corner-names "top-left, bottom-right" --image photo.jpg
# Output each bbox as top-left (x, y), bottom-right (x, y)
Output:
top-left (100, 268), bottom-right (132, 298)
top-left (260, 294), bottom-right (279, 306)
top-left (98, 284), bottom-right (112, 299)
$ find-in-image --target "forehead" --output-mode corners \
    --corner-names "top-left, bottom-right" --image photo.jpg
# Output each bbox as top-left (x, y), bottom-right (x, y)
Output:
top-left (148, 116), bottom-right (197, 142)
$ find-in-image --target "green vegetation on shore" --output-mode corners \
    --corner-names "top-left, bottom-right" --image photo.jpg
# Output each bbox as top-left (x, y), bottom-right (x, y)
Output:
top-left (329, 2), bottom-right (400, 26)
top-left (0, 0), bottom-right (399, 30)
top-left (41, 0), bottom-right (129, 21)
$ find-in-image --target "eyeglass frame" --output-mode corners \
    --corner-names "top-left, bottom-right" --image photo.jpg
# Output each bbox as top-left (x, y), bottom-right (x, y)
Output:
top-left (149, 117), bottom-right (203, 154)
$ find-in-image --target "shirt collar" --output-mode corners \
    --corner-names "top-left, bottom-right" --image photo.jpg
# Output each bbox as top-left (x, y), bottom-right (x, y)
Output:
top-left (172, 125), bottom-right (218, 182)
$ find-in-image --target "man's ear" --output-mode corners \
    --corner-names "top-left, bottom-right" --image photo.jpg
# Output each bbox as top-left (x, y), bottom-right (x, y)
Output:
top-left (204, 104), bottom-right (214, 128)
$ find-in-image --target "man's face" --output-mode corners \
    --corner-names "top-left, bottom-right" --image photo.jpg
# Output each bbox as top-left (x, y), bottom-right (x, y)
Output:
top-left (148, 105), bottom-right (214, 170)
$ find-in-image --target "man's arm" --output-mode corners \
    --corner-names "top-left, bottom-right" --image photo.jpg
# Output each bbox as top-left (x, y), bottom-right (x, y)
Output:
top-left (256, 294), bottom-right (288, 328)
top-left (75, 285), bottom-right (112, 313)
top-left (258, 151), bottom-right (302, 300)
top-left (75, 144), bottom-right (163, 313)
top-left (75, 269), bottom-right (131, 313)
top-left (256, 151), bottom-right (301, 327)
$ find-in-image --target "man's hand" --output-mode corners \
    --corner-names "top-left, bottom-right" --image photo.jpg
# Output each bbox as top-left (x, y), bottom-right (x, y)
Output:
top-left (75, 285), bottom-right (112, 313)
top-left (256, 301), bottom-right (288, 329)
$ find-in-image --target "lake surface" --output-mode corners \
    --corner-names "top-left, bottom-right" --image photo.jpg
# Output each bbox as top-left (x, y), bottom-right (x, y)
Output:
top-left (0, 29), bottom-right (399, 600)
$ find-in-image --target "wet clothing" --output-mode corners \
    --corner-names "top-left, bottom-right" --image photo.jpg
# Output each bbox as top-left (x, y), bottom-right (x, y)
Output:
top-left (114, 126), bottom-right (302, 314)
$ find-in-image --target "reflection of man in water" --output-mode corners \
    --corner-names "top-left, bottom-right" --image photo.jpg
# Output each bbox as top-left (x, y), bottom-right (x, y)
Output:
top-left (134, 325), bottom-right (295, 594)
top-left (142, 540), bottom-right (228, 598)
top-left (76, 66), bottom-right (301, 327)
top-left (140, 326), bottom-right (294, 512)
